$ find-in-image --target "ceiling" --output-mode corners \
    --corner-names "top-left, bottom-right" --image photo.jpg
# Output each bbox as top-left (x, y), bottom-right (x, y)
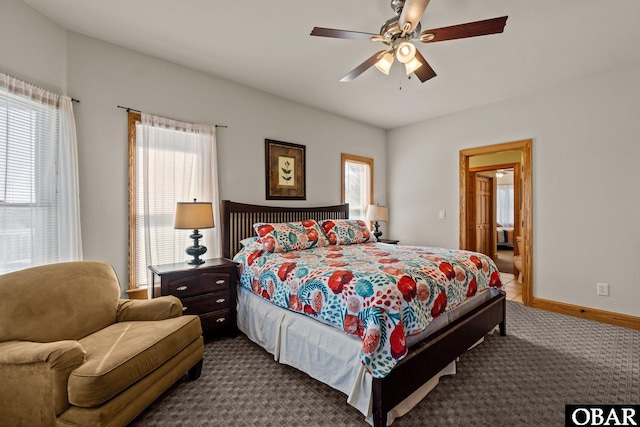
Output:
top-left (21, 0), bottom-right (640, 129)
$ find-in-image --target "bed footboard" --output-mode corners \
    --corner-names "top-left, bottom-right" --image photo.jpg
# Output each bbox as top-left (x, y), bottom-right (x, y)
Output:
top-left (371, 291), bottom-right (506, 427)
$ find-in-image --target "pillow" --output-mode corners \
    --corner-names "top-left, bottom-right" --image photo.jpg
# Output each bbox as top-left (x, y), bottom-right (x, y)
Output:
top-left (240, 236), bottom-right (258, 247)
top-left (253, 220), bottom-right (329, 253)
top-left (319, 219), bottom-right (371, 245)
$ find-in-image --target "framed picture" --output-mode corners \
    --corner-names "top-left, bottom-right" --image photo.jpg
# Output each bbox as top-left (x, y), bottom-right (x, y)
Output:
top-left (265, 139), bottom-right (306, 200)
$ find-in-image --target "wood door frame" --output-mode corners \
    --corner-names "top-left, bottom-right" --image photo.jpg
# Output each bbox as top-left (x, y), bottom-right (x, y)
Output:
top-left (460, 139), bottom-right (533, 306)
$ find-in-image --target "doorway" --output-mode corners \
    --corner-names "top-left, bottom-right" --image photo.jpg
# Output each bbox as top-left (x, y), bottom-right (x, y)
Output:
top-left (492, 167), bottom-right (517, 274)
top-left (459, 139), bottom-right (533, 306)
top-left (470, 164), bottom-right (520, 270)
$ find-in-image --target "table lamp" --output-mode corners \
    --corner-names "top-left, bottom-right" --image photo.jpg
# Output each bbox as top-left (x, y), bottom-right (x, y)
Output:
top-left (366, 204), bottom-right (388, 242)
top-left (175, 199), bottom-right (214, 265)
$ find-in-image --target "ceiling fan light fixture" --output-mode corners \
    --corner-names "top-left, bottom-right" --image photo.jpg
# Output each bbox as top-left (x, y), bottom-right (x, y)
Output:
top-left (404, 57), bottom-right (422, 74)
top-left (375, 52), bottom-right (394, 75)
top-left (395, 41), bottom-right (416, 63)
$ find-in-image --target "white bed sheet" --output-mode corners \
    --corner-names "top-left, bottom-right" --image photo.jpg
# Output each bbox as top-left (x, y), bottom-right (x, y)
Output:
top-left (237, 286), bottom-right (500, 426)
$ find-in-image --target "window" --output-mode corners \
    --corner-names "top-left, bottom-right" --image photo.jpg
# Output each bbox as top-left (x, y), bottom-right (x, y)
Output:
top-left (341, 153), bottom-right (373, 221)
top-left (0, 74), bottom-right (81, 274)
top-left (128, 112), bottom-right (219, 290)
top-left (497, 184), bottom-right (515, 228)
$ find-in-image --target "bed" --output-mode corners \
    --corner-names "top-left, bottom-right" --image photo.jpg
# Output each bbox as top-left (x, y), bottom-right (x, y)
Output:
top-left (221, 200), bottom-right (506, 427)
top-left (497, 226), bottom-right (514, 248)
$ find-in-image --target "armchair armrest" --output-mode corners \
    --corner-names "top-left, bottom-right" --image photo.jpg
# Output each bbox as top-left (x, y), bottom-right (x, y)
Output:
top-left (0, 340), bottom-right (85, 370)
top-left (0, 340), bottom-right (86, 423)
top-left (116, 296), bottom-right (183, 322)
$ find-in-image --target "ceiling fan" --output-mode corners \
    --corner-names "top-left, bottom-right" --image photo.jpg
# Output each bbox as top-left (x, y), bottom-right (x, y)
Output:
top-left (310, 0), bottom-right (508, 83)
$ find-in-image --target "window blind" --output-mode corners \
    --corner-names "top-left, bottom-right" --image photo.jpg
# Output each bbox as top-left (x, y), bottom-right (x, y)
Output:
top-left (0, 90), bottom-right (60, 273)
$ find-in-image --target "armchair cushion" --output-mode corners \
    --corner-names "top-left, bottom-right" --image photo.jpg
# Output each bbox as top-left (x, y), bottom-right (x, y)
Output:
top-left (68, 315), bottom-right (202, 407)
top-left (116, 296), bottom-right (183, 322)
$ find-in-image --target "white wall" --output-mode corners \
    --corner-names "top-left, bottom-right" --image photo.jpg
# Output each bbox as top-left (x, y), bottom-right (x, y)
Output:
top-left (497, 172), bottom-right (513, 186)
top-left (1, 0), bottom-right (387, 292)
top-left (388, 63), bottom-right (640, 317)
top-left (0, 0), bottom-right (67, 93)
top-left (66, 33), bottom-right (386, 289)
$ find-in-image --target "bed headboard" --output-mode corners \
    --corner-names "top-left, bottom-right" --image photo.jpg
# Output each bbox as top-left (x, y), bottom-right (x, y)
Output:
top-left (221, 200), bottom-right (349, 259)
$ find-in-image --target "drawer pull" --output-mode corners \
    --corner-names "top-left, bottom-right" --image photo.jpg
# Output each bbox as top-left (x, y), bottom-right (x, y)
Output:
top-left (216, 298), bottom-right (226, 303)
top-left (182, 306), bottom-right (187, 311)
top-left (176, 286), bottom-right (188, 291)
top-left (216, 279), bottom-right (225, 285)
top-left (216, 318), bottom-right (226, 323)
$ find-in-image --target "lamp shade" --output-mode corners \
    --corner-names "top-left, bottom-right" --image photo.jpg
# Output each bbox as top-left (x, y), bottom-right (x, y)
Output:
top-left (174, 201), bottom-right (214, 230)
top-left (374, 52), bottom-right (394, 75)
top-left (366, 205), bottom-right (389, 222)
top-left (395, 41), bottom-right (416, 64)
top-left (404, 57), bottom-right (423, 74)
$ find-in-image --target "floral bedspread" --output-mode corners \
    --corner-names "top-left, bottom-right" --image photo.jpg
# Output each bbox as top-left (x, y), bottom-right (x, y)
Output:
top-left (234, 242), bottom-right (502, 379)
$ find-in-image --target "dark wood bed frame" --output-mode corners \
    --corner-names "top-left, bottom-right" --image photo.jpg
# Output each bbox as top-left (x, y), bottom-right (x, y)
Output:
top-left (221, 200), bottom-right (506, 427)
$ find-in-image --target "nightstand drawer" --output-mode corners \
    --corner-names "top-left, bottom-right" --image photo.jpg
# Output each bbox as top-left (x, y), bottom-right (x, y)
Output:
top-left (180, 292), bottom-right (231, 315)
top-left (168, 273), bottom-right (229, 298)
top-left (199, 309), bottom-right (231, 333)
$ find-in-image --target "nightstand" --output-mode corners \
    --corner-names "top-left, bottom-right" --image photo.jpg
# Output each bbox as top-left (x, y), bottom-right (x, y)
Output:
top-left (148, 258), bottom-right (238, 338)
top-left (377, 238), bottom-right (399, 244)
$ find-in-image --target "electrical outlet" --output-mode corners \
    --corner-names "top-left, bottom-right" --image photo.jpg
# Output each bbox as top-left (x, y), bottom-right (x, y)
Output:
top-left (596, 282), bottom-right (609, 296)
top-left (439, 210), bottom-right (446, 220)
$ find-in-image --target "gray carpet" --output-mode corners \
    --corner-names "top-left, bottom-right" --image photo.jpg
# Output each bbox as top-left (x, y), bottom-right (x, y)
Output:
top-left (129, 301), bottom-right (640, 426)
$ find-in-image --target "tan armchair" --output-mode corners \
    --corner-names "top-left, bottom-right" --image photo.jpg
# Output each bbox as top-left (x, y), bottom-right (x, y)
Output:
top-left (0, 261), bottom-right (204, 427)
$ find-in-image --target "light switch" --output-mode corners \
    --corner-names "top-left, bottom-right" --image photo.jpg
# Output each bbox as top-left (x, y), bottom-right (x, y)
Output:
top-left (439, 210), bottom-right (446, 220)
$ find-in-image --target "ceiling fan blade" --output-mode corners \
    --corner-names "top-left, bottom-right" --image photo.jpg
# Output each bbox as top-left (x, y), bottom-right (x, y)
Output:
top-left (420, 16), bottom-right (508, 43)
top-left (413, 50), bottom-right (437, 83)
top-left (340, 50), bottom-right (386, 82)
top-left (399, 0), bottom-right (431, 33)
top-left (311, 27), bottom-right (379, 41)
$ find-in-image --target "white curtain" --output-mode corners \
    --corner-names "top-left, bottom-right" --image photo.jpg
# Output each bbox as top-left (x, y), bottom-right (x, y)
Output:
top-left (58, 96), bottom-right (83, 261)
top-left (496, 184), bottom-right (514, 228)
top-left (136, 113), bottom-right (219, 286)
top-left (0, 72), bottom-right (82, 274)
